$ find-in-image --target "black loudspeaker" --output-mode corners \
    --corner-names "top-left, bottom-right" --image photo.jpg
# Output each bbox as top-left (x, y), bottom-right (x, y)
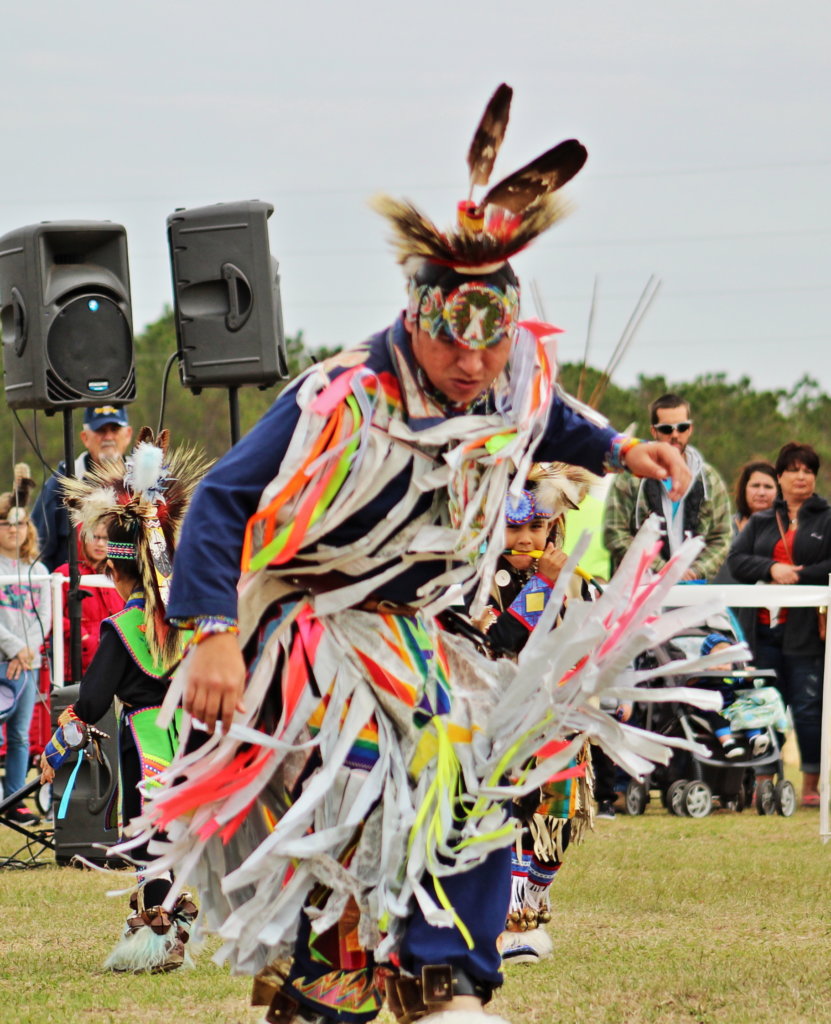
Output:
top-left (0, 221), bottom-right (135, 410)
top-left (167, 200), bottom-right (289, 390)
top-left (50, 684), bottom-right (119, 866)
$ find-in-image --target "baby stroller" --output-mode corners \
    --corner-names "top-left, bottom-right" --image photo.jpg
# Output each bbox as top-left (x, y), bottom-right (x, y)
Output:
top-left (621, 627), bottom-right (795, 818)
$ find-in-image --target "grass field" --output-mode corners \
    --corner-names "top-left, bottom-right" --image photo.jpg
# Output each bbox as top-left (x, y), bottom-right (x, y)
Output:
top-left (2, 784), bottom-right (830, 1024)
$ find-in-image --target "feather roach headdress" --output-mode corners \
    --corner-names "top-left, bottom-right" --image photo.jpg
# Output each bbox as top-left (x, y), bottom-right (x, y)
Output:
top-left (372, 83), bottom-right (587, 278)
top-left (527, 462), bottom-right (594, 519)
top-left (506, 463), bottom-right (595, 548)
top-left (61, 427), bottom-right (211, 670)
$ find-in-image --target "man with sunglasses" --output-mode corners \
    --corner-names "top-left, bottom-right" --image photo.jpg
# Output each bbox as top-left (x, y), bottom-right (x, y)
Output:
top-left (604, 392), bottom-right (732, 581)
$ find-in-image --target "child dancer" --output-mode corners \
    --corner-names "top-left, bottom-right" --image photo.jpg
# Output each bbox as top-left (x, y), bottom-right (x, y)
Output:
top-left (473, 464), bottom-right (594, 966)
top-left (40, 430), bottom-right (209, 972)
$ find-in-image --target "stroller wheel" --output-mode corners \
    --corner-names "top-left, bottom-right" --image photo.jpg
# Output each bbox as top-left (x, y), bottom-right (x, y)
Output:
top-left (624, 779), bottom-right (648, 816)
top-left (756, 779), bottom-right (776, 815)
top-left (682, 780), bottom-right (713, 818)
top-left (666, 779), bottom-right (688, 816)
top-left (774, 780), bottom-right (797, 817)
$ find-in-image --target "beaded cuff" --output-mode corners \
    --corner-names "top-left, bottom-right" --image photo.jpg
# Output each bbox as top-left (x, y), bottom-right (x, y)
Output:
top-left (183, 616), bottom-right (241, 648)
top-left (604, 434), bottom-right (644, 473)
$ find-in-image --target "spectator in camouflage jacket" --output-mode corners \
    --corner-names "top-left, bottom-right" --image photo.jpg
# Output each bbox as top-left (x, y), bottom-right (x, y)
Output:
top-left (603, 393), bottom-right (732, 581)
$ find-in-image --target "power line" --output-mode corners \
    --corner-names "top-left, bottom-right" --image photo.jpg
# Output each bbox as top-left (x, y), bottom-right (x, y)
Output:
top-left (1, 158), bottom-right (829, 206)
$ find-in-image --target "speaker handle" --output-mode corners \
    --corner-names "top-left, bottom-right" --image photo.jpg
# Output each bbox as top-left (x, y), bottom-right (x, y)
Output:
top-left (11, 286), bottom-right (27, 356)
top-left (221, 262), bottom-right (252, 331)
top-left (87, 745), bottom-right (115, 815)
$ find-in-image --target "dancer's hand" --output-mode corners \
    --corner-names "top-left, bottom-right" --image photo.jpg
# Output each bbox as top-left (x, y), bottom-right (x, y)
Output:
top-left (537, 543), bottom-right (568, 582)
top-left (623, 441), bottom-right (691, 500)
top-left (183, 632), bottom-right (247, 735)
top-left (39, 752), bottom-right (55, 785)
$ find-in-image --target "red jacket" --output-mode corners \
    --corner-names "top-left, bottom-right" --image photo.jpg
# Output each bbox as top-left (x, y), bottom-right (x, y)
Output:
top-left (55, 534), bottom-right (124, 680)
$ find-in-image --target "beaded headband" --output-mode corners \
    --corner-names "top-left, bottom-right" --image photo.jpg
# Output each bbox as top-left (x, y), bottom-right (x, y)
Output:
top-left (107, 541), bottom-right (138, 560)
top-left (505, 489), bottom-right (555, 525)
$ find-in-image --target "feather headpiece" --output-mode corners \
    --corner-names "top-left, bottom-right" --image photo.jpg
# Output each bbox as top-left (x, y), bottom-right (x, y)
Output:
top-left (527, 462), bottom-right (594, 520)
top-left (372, 83), bottom-right (587, 276)
top-left (11, 463), bottom-right (36, 509)
top-left (61, 427), bottom-right (211, 670)
top-left (505, 463), bottom-right (595, 544)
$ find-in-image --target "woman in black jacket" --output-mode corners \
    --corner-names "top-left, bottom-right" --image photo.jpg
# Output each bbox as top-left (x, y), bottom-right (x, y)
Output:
top-left (728, 442), bottom-right (831, 806)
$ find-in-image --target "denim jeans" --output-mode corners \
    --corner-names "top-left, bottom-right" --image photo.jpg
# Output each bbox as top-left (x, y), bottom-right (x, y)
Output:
top-left (754, 626), bottom-right (823, 773)
top-left (0, 664), bottom-right (36, 798)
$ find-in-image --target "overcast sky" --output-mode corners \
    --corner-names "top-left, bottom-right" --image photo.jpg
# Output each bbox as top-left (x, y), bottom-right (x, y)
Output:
top-left (3, 1), bottom-right (828, 396)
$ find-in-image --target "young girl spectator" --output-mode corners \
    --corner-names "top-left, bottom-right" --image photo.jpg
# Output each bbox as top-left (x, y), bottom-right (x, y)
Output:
top-left (55, 524), bottom-right (124, 680)
top-left (0, 464), bottom-right (51, 824)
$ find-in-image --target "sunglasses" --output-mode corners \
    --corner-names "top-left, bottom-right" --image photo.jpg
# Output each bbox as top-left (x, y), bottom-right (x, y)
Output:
top-left (654, 421), bottom-right (692, 436)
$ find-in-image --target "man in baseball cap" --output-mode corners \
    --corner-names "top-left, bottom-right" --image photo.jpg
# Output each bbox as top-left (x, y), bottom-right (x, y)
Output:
top-left (32, 406), bottom-right (132, 571)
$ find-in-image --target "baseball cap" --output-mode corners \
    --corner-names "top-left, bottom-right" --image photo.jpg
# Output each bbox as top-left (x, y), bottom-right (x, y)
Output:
top-left (84, 406), bottom-right (129, 431)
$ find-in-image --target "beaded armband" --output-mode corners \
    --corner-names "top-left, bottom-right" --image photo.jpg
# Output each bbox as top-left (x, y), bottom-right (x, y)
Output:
top-left (188, 616), bottom-right (240, 648)
top-left (604, 434), bottom-right (645, 473)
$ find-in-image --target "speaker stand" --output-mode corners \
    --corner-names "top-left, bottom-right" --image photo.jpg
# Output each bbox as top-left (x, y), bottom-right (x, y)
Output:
top-left (228, 387), bottom-right (241, 446)
top-left (62, 410), bottom-right (83, 683)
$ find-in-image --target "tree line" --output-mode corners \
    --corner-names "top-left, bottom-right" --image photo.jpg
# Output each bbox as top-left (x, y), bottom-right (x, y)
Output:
top-left (1, 310), bottom-right (828, 502)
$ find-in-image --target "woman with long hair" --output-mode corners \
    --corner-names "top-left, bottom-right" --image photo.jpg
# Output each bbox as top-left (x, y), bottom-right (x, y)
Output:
top-left (0, 464), bottom-right (51, 824)
top-left (728, 442), bottom-right (831, 806)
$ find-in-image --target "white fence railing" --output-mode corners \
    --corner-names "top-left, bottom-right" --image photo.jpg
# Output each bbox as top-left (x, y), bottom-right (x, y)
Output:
top-left (0, 571), bottom-right (114, 690)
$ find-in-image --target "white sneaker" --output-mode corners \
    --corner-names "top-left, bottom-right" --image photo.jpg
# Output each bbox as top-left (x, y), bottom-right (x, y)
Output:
top-left (499, 926), bottom-right (552, 964)
top-left (721, 737), bottom-right (746, 759)
top-left (751, 734), bottom-right (770, 756)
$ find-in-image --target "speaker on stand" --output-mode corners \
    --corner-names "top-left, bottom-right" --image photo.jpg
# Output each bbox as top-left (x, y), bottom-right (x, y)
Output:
top-left (167, 200), bottom-right (288, 443)
top-left (0, 220), bottom-right (136, 695)
top-left (0, 221), bottom-right (135, 410)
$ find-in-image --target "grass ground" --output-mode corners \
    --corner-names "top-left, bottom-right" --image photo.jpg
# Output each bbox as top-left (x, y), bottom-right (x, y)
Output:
top-left (2, 758), bottom-right (830, 1024)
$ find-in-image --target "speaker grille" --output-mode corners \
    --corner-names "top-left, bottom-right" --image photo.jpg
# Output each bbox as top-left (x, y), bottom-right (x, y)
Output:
top-left (45, 293), bottom-right (135, 401)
